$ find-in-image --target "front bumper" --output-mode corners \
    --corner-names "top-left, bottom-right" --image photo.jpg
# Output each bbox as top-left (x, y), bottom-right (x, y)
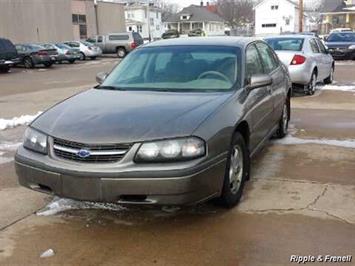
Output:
top-left (15, 145), bottom-right (226, 205)
top-left (328, 49), bottom-right (355, 60)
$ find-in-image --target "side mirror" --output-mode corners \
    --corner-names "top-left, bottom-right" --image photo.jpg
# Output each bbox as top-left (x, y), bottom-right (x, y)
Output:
top-left (96, 72), bottom-right (108, 84)
top-left (248, 74), bottom-right (272, 90)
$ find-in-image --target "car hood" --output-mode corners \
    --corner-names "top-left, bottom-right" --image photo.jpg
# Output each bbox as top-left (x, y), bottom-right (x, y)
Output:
top-left (325, 42), bottom-right (355, 49)
top-left (31, 88), bottom-right (232, 144)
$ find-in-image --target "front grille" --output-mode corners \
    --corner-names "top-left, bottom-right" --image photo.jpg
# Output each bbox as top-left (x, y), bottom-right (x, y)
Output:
top-left (52, 138), bottom-right (132, 163)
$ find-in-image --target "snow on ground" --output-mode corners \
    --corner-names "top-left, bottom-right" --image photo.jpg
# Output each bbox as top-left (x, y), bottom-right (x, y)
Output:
top-left (0, 112), bottom-right (42, 131)
top-left (0, 142), bottom-right (22, 164)
top-left (36, 197), bottom-right (126, 216)
top-left (274, 135), bottom-right (355, 149)
top-left (321, 84), bottom-right (355, 92)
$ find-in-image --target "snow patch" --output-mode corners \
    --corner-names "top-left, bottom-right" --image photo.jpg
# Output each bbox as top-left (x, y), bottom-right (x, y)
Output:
top-left (321, 85), bottom-right (355, 92)
top-left (37, 197), bottom-right (125, 216)
top-left (0, 112), bottom-right (42, 131)
top-left (40, 249), bottom-right (55, 258)
top-left (274, 135), bottom-right (355, 149)
top-left (0, 142), bottom-right (22, 164)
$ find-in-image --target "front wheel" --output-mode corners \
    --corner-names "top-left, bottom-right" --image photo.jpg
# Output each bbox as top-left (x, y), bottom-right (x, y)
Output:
top-left (23, 57), bottom-right (34, 69)
top-left (218, 132), bottom-right (249, 208)
top-left (79, 52), bottom-right (86, 60)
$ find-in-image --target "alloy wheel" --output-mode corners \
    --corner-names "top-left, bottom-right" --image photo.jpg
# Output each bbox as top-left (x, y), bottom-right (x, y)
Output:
top-left (229, 145), bottom-right (244, 194)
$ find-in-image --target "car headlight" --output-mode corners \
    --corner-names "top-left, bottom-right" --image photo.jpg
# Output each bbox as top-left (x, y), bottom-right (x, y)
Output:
top-left (135, 137), bottom-right (206, 162)
top-left (349, 45), bottom-right (355, 50)
top-left (23, 127), bottom-right (48, 154)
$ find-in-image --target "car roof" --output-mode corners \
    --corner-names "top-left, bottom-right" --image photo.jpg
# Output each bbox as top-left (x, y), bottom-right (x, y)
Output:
top-left (144, 37), bottom-right (261, 48)
top-left (264, 35), bottom-right (314, 40)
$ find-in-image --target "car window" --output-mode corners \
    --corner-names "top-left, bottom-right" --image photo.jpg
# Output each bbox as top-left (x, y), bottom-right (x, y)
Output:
top-left (265, 38), bottom-right (304, 51)
top-left (316, 39), bottom-right (327, 54)
top-left (103, 46), bottom-right (241, 91)
top-left (327, 32), bottom-right (355, 42)
top-left (309, 39), bottom-right (320, 53)
top-left (255, 42), bottom-right (279, 74)
top-left (246, 44), bottom-right (264, 81)
top-left (97, 36), bottom-right (103, 43)
top-left (109, 35), bottom-right (129, 41)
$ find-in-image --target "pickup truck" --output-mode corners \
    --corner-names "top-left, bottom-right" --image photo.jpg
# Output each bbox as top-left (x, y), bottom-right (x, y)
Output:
top-left (0, 38), bottom-right (19, 73)
top-left (87, 32), bottom-right (144, 58)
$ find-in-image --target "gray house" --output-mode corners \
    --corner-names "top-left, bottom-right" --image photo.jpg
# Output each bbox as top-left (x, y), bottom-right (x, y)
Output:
top-left (164, 5), bottom-right (225, 36)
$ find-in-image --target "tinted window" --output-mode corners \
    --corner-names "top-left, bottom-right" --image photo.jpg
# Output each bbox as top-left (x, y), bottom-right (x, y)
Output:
top-left (265, 38), bottom-right (304, 51)
top-left (109, 35), bottom-right (129, 41)
top-left (97, 36), bottom-right (103, 43)
top-left (327, 32), bottom-right (355, 42)
top-left (309, 39), bottom-right (320, 53)
top-left (103, 46), bottom-right (241, 91)
top-left (256, 42), bottom-right (279, 73)
top-left (246, 44), bottom-right (264, 80)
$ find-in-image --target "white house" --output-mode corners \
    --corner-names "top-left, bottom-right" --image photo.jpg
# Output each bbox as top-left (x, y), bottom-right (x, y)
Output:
top-left (164, 5), bottom-right (225, 36)
top-left (124, 3), bottom-right (164, 40)
top-left (254, 0), bottom-right (308, 36)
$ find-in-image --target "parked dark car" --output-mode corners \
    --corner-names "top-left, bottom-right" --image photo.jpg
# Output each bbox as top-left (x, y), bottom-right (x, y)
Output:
top-left (0, 38), bottom-right (19, 73)
top-left (15, 44), bottom-right (58, 68)
top-left (42, 43), bottom-right (81, 64)
top-left (161, 29), bottom-right (180, 39)
top-left (15, 37), bottom-right (291, 208)
top-left (325, 32), bottom-right (355, 60)
top-left (188, 28), bottom-right (205, 37)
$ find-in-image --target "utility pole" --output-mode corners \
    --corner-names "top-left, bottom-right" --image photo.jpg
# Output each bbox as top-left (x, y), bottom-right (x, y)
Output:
top-left (94, 0), bottom-right (99, 35)
top-left (147, 0), bottom-right (151, 42)
top-left (299, 0), bottom-right (304, 32)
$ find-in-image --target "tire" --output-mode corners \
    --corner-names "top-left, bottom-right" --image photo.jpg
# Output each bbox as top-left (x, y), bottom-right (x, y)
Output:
top-left (43, 62), bottom-right (53, 68)
top-left (68, 59), bottom-right (75, 64)
top-left (90, 56), bottom-right (96, 60)
top-left (218, 132), bottom-right (249, 208)
top-left (275, 98), bottom-right (290, 139)
top-left (324, 66), bottom-right (334, 84)
top-left (23, 57), bottom-right (34, 69)
top-left (0, 65), bottom-right (10, 73)
top-left (306, 71), bottom-right (317, 95)
top-left (80, 52), bottom-right (86, 60)
top-left (117, 47), bottom-right (126, 58)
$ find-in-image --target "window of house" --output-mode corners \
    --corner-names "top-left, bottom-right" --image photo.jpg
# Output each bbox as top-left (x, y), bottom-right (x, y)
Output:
top-left (262, 23), bottom-right (277, 28)
top-left (150, 18), bottom-right (154, 26)
top-left (128, 26), bottom-right (133, 31)
top-left (79, 24), bottom-right (87, 39)
top-left (78, 15), bottom-right (86, 24)
top-left (271, 5), bottom-right (279, 10)
top-left (156, 11), bottom-right (159, 19)
top-left (137, 25), bottom-right (142, 33)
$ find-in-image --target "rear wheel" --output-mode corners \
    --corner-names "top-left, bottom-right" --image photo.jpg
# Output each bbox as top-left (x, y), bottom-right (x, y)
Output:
top-left (324, 66), bottom-right (334, 84)
top-left (79, 52), bottom-right (86, 60)
top-left (218, 132), bottom-right (249, 208)
top-left (23, 57), bottom-right (34, 69)
top-left (43, 62), bottom-right (53, 68)
top-left (306, 71), bottom-right (317, 95)
top-left (276, 99), bottom-right (290, 139)
top-left (117, 47), bottom-right (126, 58)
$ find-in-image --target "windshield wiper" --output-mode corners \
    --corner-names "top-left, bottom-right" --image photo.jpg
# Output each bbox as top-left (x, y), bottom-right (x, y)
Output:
top-left (96, 85), bottom-right (126, 91)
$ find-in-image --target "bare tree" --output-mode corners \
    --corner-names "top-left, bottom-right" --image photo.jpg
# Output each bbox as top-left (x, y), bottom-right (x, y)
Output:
top-left (216, 0), bottom-right (254, 28)
top-left (155, 0), bottom-right (179, 21)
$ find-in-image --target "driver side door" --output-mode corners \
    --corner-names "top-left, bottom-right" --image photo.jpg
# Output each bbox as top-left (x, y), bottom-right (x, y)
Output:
top-left (245, 43), bottom-right (274, 152)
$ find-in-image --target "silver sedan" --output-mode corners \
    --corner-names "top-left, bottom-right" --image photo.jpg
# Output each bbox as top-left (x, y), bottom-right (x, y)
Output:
top-left (265, 35), bottom-right (334, 95)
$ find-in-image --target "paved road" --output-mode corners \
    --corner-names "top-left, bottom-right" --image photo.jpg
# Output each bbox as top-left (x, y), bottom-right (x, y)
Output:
top-left (0, 59), bottom-right (354, 266)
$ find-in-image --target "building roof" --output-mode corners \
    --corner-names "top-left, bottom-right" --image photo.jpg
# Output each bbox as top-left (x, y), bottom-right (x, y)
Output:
top-left (320, 0), bottom-right (345, 13)
top-left (165, 5), bottom-right (224, 23)
top-left (143, 36), bottom-right (258, 48)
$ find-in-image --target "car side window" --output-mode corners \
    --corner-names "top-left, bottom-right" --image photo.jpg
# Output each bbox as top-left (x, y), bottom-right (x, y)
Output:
top-left (246, 44), bottom-right (264, 82)
top-left (310, 39), bottom-right (320, 53)
top-left (255, 42), bottom-right (279, 74)
top-left (97, 36), bottom-right (103, 43)
top-left (316, 39), bottom-right (327, 54)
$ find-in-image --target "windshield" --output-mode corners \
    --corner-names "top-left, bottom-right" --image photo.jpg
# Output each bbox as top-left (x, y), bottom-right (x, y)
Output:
top-left (81, 41), bottom-right (94, 47)
top-left (56, 43), bottom-right (71, 49)
top-left (102, 45), bottom-right (241, 92)
top-left (265, 38), bottom-right (304, 51)
top-left (327, 32), bottom-right (355, 42)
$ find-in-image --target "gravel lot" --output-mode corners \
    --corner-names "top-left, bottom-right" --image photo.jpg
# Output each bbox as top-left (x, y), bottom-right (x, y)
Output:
top-left (0, 59), bottom-right (354, 266)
